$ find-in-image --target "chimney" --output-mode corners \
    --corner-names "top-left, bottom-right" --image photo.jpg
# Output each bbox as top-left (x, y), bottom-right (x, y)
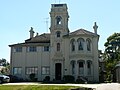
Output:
top-left (93, 22), bottom-right (98, 34)
top-left (29, 27), bottom-right (35, 38)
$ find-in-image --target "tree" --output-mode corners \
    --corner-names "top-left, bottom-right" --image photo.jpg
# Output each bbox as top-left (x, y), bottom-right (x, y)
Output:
top-left (0, 58), bottom-right (9, 66)
top-left (0, 58), bottom-right (10, 75)
top-left (104, 33), bottom-right (120, 82)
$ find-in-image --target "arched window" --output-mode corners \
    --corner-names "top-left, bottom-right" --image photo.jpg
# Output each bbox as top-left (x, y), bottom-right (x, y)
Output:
top-left (86, 39), bottom-right (91, 51)
top-left (70, 60), bottom-right (75, 75)
top-left (57, 43), bottom-right (60, 51)
top-left (70, 39), bottom-right (75, 51)
top-left (77, 38), bottom-right (85, 50)
top-left (56, 16), bottom-right (62, 25)
top-left (77, 60), bottom-right (85, 75)
top-left (56, 31), bottom-right (61, 37)
top-left (87, 60), bottom-right (92, 75)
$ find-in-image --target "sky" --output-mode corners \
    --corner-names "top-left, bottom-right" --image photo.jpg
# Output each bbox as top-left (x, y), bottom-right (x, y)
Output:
top-left (0, 0), bottom-right (120, 62)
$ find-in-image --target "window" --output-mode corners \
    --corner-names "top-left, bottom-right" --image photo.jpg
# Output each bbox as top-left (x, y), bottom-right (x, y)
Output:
top-left (26, 67), bottom-right (38, 74)
top-left (15, 47), bottom-right (22, 52)
top-left (13, 67), bottom-right (22, 75)
top-left (42, 67), bottom-right (50, 75)
top-left (78, 61), bottom-right (84, 75)
top-left (87, 60), bottom-right (92, 75)
top-left (29, 46), bottom-right (37, 52)
top-left (71, 61), bottom-right (75, 75)
top-left (57, 43), bottom-right (60, 51)
top-left (56, 31), bottom-right (61, 37)
top-left (56, 16), bottom-right (62, 25)
top-left (77, 38), bottom-right (85, 50)
top-left (44, 46), bottom-right (49, 51)
top-left (86, 39), bottom-right (91, 51)
top-left (70, 39), bottom-right (75, 51)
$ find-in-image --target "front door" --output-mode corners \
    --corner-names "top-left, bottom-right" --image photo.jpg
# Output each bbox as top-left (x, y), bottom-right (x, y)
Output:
top-left (55, 63), bottom-right (62, 80)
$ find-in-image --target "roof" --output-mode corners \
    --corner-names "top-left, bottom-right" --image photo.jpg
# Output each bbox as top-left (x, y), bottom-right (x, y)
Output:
top-left (25, 33), bottom-right (50, 43)
top-left (69, 29), bottom-right (98, 36)
top-left (9, 33), bottom-right (50, 47)
top-left (9, 28), bottom-right (99, 47)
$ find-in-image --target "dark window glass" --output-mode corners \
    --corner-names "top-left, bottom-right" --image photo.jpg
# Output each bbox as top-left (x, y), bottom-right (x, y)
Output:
top-left (57, 43), bottom-right (60, 51)
top-left (56, 31), bottom-right (61, 37)
top-left (29, 46), bottom-right (37, 52)
top-left (44, 46), bottom-right (49, 51)
top-left (79, 62), bottom-right (83, 67)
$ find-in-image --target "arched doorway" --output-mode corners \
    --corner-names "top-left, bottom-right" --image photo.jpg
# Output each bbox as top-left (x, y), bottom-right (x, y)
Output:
top-left (55, 63), bottom-right (62, 80)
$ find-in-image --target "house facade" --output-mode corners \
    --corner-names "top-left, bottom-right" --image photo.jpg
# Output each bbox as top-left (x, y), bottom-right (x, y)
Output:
top-left (9, 4), bottom-right (99, 82)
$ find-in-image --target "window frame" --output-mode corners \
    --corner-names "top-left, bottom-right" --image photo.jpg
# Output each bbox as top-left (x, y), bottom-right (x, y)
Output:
top-left (77, 60), bottom-right (85, 75)
top-left (13, 67), bottom-right (22, 75)
top-left (70, 39), bottom-right (75, 52)
top-left (28, 46), bottom-right (37, 52)
top-left (77, 38), bottom-right (85, 51)
top-left (26, 67), bottom-right (38, 75)
top-left (56, 31), bottom-right (61, 38)
top-left (41, 66), bottom-right (50, 75)
top-left (86, 39), bottom-right (91, 51)
top-left (87, 60), bottom-right (92, 75)
top-left (14, 47), bottom-right (22, 52)
top-left (57, 43), bottom-right (60, 51)
top-left (56, 16), bottom-right (62, 25)
top-left (44, 46), bottom-right (49, 51)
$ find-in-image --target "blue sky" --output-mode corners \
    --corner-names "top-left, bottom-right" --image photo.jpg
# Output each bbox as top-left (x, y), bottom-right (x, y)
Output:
top-left (0, 0), bottom-right (120, 62)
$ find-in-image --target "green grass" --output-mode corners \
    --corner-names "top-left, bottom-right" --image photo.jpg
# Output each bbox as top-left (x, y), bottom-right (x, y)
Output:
top-left (0, 85), bottom-right (80, 90)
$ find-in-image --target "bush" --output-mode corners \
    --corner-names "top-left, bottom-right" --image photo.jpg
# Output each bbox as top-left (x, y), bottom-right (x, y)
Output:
top-left (29, 73), bottom-right (37, 81)
top-left (76, 76), bottom-right (88, 84)
top-left (63, 75), bottom-right (75, 83)
top-left (44, 76), bottom-right (50, 82)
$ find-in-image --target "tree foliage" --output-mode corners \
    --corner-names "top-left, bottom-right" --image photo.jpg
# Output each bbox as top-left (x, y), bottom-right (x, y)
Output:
top-left (0, 58), bottom-right (9, 66)
top-left (104, 33), bottom-right (120, 82)
top-left (0, 58), bottom-right (10, 74)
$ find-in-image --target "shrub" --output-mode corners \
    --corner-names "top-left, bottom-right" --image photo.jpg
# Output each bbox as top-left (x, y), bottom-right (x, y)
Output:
top-left (76, 76), bottom-right (88, 84)
top-left (63, 75), bottom-right (75, 83)
top-left (44, 76), bottom-right (50, 82)
top-left (29, 73), bottom-right (37, 81)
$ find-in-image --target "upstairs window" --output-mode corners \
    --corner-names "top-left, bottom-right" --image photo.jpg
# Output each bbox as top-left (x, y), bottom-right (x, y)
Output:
top-left (56, 16), bottom-right (62, 25)
top-left (77, 38), bottom-right (85, 51)
top-left (29, 46), bottom-right (37, 52)
top-left (15, 47), bottom-right (22, 52)
top-left (56, 31), bottom-right (61, 37)
top-left (57, 43), bottom-right (60, 51)
top-left (70, 39), bottom-right (75, 52)
top-left (44, 46), bottom-right (49, 51)
top-left (86, 39), bottom-right (91, 51)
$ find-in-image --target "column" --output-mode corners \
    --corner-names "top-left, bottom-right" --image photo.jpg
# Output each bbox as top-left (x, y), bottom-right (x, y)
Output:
top-left (84, 60), bottom-right (87, 77)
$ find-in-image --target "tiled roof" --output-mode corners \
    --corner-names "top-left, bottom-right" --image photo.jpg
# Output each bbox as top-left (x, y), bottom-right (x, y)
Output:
top-left (25, 33), bottom-right (50, 43)
top-left (69, 28), bottom-right (97, 36)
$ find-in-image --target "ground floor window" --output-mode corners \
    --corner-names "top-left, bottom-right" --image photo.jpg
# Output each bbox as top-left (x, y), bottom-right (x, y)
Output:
top-left (26, 67), bottom-right (38, 75)
top-left (78, 61), bottom-right (84, 75)
top-left (13, 67), bottom-right (22, 75)
top-left (87, 61), bottom-right (92, 75)
top-left (42, 66), bottom-right (50, 75)
top-left (71, 61), bottom-right (75, 75)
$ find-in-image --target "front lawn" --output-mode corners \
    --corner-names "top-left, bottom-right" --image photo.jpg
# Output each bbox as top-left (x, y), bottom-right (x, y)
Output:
top-left (0, 85), bottom-right (80, 90)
